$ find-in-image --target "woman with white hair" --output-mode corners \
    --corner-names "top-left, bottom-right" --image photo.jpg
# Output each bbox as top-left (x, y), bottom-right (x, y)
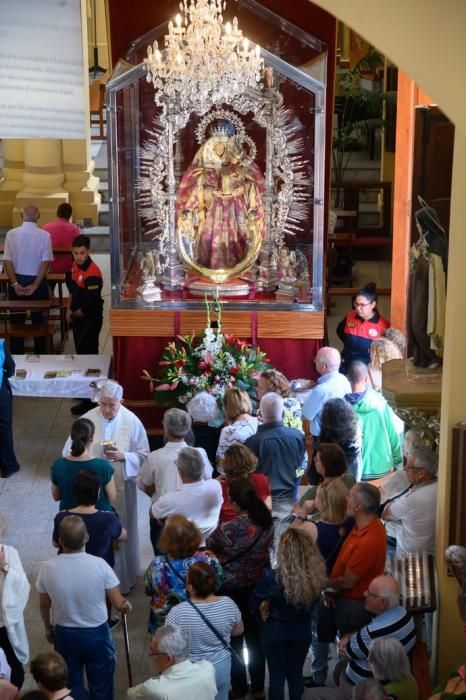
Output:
top-left (62, 379), bottom-right (149, 594)
top-left (0, 514), bottom-right (30, 690)
top-left (368, 637), bottom-right (418, 700)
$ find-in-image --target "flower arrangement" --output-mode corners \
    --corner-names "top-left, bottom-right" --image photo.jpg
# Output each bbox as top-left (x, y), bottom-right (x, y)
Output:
top-left (142, 298), bottom-right (271, 408)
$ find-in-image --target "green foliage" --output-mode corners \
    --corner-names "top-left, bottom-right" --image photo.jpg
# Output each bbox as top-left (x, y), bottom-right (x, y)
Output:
top-left (333, 50), bottom-right (397, 184)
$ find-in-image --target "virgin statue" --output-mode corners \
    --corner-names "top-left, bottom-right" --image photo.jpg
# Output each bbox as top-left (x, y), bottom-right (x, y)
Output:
top-left (407, 203), bottom-right (448, 368)
top-left (176, 121), bottom-right (266, 271)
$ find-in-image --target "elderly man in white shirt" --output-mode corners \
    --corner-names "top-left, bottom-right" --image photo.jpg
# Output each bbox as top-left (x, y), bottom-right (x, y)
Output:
top-left (63, 380), bottom-right (149, 593)
top-left (151, 447), bottom-right (222, 546)
top-left (3, 204), bottom-right (54, 354)
top-left (301, 347), bottom-right (351, 484)
top-left (139, 408), bottom-right (212, 554)
top-left (128, 625), bottom-right (217, 700)
top-left (382, 447), bottom-right (438, 557)
top-left (302, 347), bottom-right (351, 439)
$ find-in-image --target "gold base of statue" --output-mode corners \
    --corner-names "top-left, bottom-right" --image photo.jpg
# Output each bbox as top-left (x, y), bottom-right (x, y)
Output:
top-left (405, 358), bottom-right (443, 384)
top-left (382, 359), bottom-right (442, 446)
top-left (382, 359), bottom-right (442, 413)
top-left (188, 276), bottom-right (251, 298)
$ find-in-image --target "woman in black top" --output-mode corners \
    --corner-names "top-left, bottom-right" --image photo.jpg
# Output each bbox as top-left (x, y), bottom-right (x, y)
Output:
top-left (251, 528), bottom-right (326, 700)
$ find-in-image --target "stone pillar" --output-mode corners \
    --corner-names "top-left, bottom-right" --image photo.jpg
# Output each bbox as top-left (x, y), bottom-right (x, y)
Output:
top-left (0, 140), bottom-right (24, 226)
top-left (13, 139), bottom-right (66, 226)
top-left (436, 128), bottom-right (466, 679)
top-left (62, 139), bottom-right (101, 225)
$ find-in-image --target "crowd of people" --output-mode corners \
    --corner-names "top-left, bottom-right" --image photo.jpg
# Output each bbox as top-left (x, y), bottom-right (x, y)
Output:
top-left (0, 271), bottom-right (453, 700)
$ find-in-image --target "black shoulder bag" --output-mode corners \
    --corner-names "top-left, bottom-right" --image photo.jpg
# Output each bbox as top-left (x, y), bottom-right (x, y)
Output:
top-left (164, 556), bottom-right (245, 667)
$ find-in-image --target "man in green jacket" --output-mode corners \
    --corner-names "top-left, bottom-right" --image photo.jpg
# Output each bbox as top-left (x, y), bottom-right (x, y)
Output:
top-left (345, 361), bottom-right (402, 480)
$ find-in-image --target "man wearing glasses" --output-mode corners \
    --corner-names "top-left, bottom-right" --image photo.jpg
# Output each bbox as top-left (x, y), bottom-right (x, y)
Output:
top-left (307, 575), bottom-right (415, 698)
top-left (382, 448), bottom-right (438, 558)
top-left (128, 625), bottom-right (217, 700)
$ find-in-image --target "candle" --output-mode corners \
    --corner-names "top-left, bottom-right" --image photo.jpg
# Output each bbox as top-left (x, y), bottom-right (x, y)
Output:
top-left (422, 551), bottom-right (431, 607)
top-left (415, 552), bottom-right (422, 608)
top-left (407, 553), bottom-right (414, 607)
top-left (400, 557), bottom-right (407, 606)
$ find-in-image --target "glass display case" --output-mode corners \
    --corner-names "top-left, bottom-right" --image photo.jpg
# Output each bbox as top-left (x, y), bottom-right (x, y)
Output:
top-left (106, 0), bottom-right (328, 311)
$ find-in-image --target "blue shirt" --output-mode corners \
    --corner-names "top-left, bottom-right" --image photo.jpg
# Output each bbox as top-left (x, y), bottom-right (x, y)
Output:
top-left (245, 422), bottom-right (304, 504)
top-left (301, 371), bottom-right (351, 435)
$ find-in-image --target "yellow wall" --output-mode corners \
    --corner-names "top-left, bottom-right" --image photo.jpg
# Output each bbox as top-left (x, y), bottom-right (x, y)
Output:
top-left (312, 0), bottom-right (466, 681)
top-left (310, 0), bottom-right (466, 138)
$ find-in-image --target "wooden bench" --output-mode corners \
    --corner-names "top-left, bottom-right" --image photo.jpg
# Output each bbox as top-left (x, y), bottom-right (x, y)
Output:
top-left (0, 272), bottom-right (67, 350)
top-left (0, 300), bottom-right (57, 353)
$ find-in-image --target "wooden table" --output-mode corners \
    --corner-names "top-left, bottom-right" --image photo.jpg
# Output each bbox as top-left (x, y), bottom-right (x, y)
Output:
top-left (10, 354), bottom-right (112, 398)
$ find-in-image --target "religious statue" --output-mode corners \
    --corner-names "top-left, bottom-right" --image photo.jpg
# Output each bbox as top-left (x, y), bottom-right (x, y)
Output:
top-left (277, 246), bottom-right (297, 283)
top-left (140, 251), bottom-right (156, 280)
top-left (176, 120), bottom-right (266, 271)
top-left (407, 202), bottom-right (448, 368)
top-left (138, 250), bottom-right (163, 301)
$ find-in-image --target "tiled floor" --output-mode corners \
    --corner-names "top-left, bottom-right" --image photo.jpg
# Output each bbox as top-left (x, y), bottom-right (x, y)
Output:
top-left (1, 251), bottom-right (391, 698)
top-left (1, 253), bottom-right (157, 698)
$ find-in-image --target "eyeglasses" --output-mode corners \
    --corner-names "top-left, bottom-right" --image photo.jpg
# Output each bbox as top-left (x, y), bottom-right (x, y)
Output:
top-left (365, 589), bottom-right (385, 599)
top-left (353, 301), bottom-right (373, 308)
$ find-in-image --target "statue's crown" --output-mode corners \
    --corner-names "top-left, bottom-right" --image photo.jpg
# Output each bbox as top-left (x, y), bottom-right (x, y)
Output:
top-left (210, 120), bottom-right (236, 137)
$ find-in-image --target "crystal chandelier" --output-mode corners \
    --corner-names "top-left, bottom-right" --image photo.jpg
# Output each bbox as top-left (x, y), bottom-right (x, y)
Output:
top-left (144, 0), bottom-right (264, 110)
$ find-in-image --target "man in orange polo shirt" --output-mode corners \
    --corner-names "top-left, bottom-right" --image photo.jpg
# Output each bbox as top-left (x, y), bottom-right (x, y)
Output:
top-left (327, 482), bottom-right (387, 636)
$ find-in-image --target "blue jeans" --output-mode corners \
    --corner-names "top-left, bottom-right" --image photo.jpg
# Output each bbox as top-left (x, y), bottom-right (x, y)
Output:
top-left (54, 623), bottom-right (115, 700)
top-left (310, 604), bottom-right (328, 684)
top-left (261, 616), bottom-right (312, 700)
top-left (213, 655), bottom-right (231, 700)
top-left (228, 586), bottom-right (265, 695)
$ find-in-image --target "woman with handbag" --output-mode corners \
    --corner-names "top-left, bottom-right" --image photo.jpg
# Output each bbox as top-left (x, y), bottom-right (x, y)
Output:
top-left (207, 478), bottom-right (274, 699)
top-left (166, 562), bottom-right (243, 700)
top-left (251, 528), bottom-right (326, 700)
top-left (144, 515), bottom-right (222, 634)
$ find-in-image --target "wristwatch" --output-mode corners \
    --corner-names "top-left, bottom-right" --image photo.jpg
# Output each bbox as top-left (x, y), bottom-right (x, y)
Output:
top-left (1, 564), bottom-right (10, 573)
top-left (11, 282), bottom-right (18, 287)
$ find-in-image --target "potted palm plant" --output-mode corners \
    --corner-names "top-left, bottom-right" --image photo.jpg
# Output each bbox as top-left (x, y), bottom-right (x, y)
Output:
top-left (332, 50), bottom-right (396, 208)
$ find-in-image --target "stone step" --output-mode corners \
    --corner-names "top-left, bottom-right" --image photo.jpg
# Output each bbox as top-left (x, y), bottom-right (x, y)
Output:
top-left (98, 202), bottom-right (109, 227)
top-left (99, 181), bottom-right (109, 203)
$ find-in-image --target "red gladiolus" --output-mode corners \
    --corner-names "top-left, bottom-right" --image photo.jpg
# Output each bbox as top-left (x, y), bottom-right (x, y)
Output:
top-left (170, 381), bottom-right (179, 390)
top-left (174, 359), bottom-right (186, 368)
top-left (156, 383), bottom-right (171, 391)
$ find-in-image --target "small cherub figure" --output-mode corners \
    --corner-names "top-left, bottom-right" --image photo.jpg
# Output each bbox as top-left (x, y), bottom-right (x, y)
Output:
top-left (178, 210), bottom-right (195, 240)
top-left (278, 246), bottom-right (297, 282)
top-left (140, 250), bottom-right (156, 280)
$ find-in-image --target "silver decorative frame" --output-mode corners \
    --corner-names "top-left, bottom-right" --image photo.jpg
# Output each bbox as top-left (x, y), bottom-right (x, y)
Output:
top-left (106, 0), bottom-right (327, 310)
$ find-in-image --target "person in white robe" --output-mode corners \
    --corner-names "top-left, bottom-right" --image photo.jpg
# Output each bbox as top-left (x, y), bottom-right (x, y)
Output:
top-left (63, 380), bottom-right (149, 594)
top-left (0, 514), bottom-right (30, 689)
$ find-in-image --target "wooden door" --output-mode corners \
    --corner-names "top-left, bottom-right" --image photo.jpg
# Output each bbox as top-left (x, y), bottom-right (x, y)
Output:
top-left (411, 105), bottom-right (454, 240)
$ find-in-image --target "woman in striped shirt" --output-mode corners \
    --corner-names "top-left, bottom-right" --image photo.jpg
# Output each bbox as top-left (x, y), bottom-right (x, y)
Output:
top-left (166, 562), bottom-right (243, 700)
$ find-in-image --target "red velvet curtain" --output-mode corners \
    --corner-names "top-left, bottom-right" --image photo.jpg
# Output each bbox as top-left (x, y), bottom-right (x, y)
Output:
top-left (113, 335), bottom-right (321, 429)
